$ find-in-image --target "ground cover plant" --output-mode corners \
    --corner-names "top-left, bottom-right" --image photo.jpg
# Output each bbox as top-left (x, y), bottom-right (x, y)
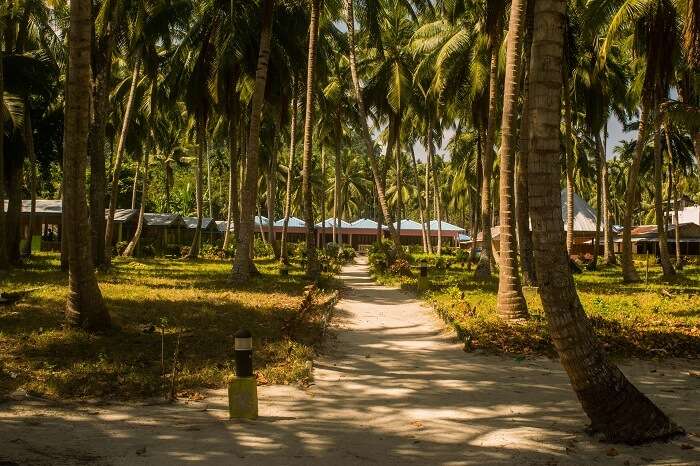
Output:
top-left (373, 255), bottom-right (700, 359)
top-left (0, 253), bottom-right (338, 400)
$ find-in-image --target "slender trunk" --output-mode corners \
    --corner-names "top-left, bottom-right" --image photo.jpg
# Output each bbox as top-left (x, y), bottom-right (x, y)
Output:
top-left (425, 119), bottom-right (434, 253)
top-left (123, 150), bottom-right (150, 257)
top-left (89, 23), bottom-right (112, 268)
top-left (64, 0), bottom-right (110, 330)
top-left (528, 0), bottom-right (681, 443)
top-left (105, 57), bottom-right (141, 264)
top-left (320, 146), bottom-right (327, 248)
top-left (563, 66), bottom-right (575, 255)
top-left (591, 150), bottom-right (602, 269)
top-left (475, 42), bottom-right (499, 277)
top-left (496, 0), bottom-right (528, 319)
top-left (206, 137), bottom-right (213, 218)
top-left (333, 119), bottom-right (341, 245)
top-left (186, 117), bottom-right (206, 259)
top-left (0, 22), bottom-right (7, 269)
top-left (231, 0), bottom-right (274, 281)
top-left (345, 0), bottom-right (401, 250)
top-left (22, 103), bottom-right (37, 257)
top-left (410, 144), bottom-right (429, 252)
top-left (302, 0), bottom-right (321, 277)
top-left (653, 109), bottom-right (675, 277)
top-left (469, 133), bottom-right (483, 266)
top-left (280, 87), bottom-right (297, 262)
top-left (131, 158), bottom-right (140, 209)
top-left (395, 116), bottom-right (403, 245)
top-left (516, 64), bottom-right (536, 284)
top-left (431, 152), bottom-right (443, 255)
top-left (621, 102), bottom-right (650, 282)
top-left (666, 126), bottom-right (682, 269)
top-left (223, 104), bottom-right (239, 250)
top-left (598, 132), bottom-right (616, 265)
top-left (267, 144), bottom-right (278, 257)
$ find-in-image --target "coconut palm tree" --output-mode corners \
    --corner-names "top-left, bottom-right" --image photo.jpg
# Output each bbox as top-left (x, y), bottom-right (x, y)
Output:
top-left (528, 0), bottom-right (681, 443)
top-left (0, 9), bottom-right (7, 270)
top-left (232, 0), bottom-right (275, 282)
top-left (63, 0), bottom-right (111, 330)
top-left (496, 0), bottom-right (528, 320)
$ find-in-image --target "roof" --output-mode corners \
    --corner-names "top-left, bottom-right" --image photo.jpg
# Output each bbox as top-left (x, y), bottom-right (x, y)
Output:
top-left (111, 209), bottom-right (139, 223)
top-left (273, 216), bottom-right (306, 228)
top-left (215, 220), bottom-right (233, 233)
top-left (4, 199), bottom-right (63, 215)
top-left (458, 233), bottom-right (472, 242)
top-left (350, 218), bottom-right (380, 230)
top-left (183, 216), bottom-right (215, 230)
top-left (144, 213), bottom-right (184, 227)
top-left (425, 220), bottom-right (465, 232)
top-left (394, 219), bottom-right (423, 230)
top-left (255, 215), bottom-right (269, 227)
top-left (316, 218), bottom-right (352, 228)
top-left (561, 190), bottom-right (598, 232)
top-left (630, 222), bottom-right (700, 239)
top-left (678, 205), bottom-right (700, 224)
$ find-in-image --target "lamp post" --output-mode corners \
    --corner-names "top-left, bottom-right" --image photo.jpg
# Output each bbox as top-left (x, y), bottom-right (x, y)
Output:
top-left (228, 328), bottom-right (258, 419)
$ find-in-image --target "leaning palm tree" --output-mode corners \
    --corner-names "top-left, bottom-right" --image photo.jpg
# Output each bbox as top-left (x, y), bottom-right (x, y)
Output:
top-left (528, 0), bottom-right (681, 444)
top-left (231, 0), bottom-right (275, 282)
top-left (496, 0), bottom-right (528, 320)
top-left (63, 0), bottom-right (111, 330)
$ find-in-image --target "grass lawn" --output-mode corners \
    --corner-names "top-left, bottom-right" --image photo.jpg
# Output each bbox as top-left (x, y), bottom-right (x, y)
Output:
top-left (0, 253), bottom-right (339, 400)
top-left (374, 257), bottom-right (700, 359)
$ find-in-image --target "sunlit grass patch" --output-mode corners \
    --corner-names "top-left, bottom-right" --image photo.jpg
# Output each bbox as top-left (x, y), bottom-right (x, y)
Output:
top-left (374, 258), bottom-right (700, 359)
top-left (0, 253), bottom-right (338, 400)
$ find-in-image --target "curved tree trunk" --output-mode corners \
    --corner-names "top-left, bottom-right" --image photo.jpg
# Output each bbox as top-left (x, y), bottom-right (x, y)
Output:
top-left (528, 0), bottom-right (681, 443)
top-left (410, 145), bottom-right (429, 252)
top-left (22, 103), bottom-right (37, 257)
top-left (621, 102), bottom-right (650, 282)
top-left (186, 117), bottom-right (206, 260)
top-left (123, 150), bottom-right (150, 257)
top-left (469, 134), bottom-right (483, 267)
top-left (653, 109), bottom-right (675, 278)
top-left (563, 68), bottom-right (575, 256)
top-left (231, 0), bottom-right (274, 281)
top-left (223, 103), bottom-right (239, 250)
top-left (302, 0), bottom-right (321, 278)
top-left (475, 43), bottom-right (500, 278)
top-left (666, 125), bottom-right (682, 269)
top-left (597, 132), bottom-right (617, 265)
top-left (280, 87), bottom-right (297, 263)
top-left (496, 0), bottom-right (528, 320)
top-left (64, 0), bottom-right (111, 330)
top-left (345, 0), bottom-right (401, 251)
top-left (131, 158), bottom-right (140, 209)
top-left (105, 57), bottom-right (141, 265)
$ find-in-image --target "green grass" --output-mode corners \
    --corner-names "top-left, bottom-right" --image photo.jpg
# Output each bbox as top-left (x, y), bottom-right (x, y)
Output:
top-left (0, 253), bottom-right (339, 400)
top-left (374, 258), bottom-right (700, 359)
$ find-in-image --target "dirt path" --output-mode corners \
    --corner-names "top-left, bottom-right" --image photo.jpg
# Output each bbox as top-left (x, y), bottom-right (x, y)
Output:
top-left (1, 261), bottom-right (699, 465)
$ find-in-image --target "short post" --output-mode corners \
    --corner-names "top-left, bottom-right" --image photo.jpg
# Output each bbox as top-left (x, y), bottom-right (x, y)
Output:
top-left (228, 329), bottom-right (258, 420)
top-left (418, 259), bottom-right (430, 292)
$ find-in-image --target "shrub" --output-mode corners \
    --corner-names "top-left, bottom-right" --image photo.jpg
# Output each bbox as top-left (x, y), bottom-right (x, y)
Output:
top-left (389, 258), bottom-right (413, 277)
top-left (324, 242), bottom-right (340, 259)
top-left (369, 240), bottom-right (398, 264)
top-left (434, 256), bottom-right (448, 270)
top-left (114, 241), bottom-right (128, 256)
top-left (454, 248), bottom-right (468, 263)
top-left (254, 237), bottom-right (274, 258)
top-left (201, 243), bottom-right (226, 260)
top-left (338, 246), bottom-right (356, 263)
top-left (180, 246), bottom-right (191, 257)
top-left (369, 252), bottom-right (388, 273)
top-left (141, 245), bottom-right (156, 258)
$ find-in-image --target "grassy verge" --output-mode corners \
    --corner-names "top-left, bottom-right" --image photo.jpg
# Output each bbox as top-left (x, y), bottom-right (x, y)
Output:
top-left (0, 253), bottom-right (339, 400)
top-left (372, 258), bottom-right (700, 359)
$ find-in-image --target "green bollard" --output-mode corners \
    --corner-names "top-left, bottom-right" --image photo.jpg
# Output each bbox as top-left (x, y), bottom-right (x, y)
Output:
top-left (229, 329), bottom-right (258, 420)
top-left (417, 259), bottom-right (430, 292)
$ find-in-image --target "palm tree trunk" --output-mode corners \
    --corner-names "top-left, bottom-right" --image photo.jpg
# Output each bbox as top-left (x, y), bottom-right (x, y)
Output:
top-left (267, 144), bottom-right (278, 257)
top-left (469, 133), bottom-right (483, 267)
top-left (431, 154), bottom-right (443, 255)
top-left (591, 151), bottom-right (602, 269)
top-left (621, 101), bottom-right (650, 282)
top-left (223, 105), bottom-right (239, 250)
top-left (597, 132), bottom-right (616, 265)
top-left (333, 118), bottom-right (341, 245)
top-left (89, 24), bottom-right (113, 268)
top-left (131, 158), bottom-right (140, 209)
top-left (231, 0), bottom-right (274, 281)
top-left (206, 137), bottom-right (213, 219)
top-left (187, 117), bottom-right (206, 259)
top-left (496, 0), bottom-right (528, 320)
top-left (410, 144), bottom-right (429, 252)
top-left (320, 146), bottom-right (327, 248)
top-left (475, 42), bottom-right (499, 278)
top-left (105, 56), bottom-right (141, 264)
top-left (0, 26), bottom-right (7, 270)
top-left (302, 0), bottom-right (321, 278)
top-left (63, 0), bottom-right (111, 330)
top-left (344, 0), bottom-right (401, 251)
top-left (653, 109), bottom-right (675, 278)
top-left (528, 0), bottom-right (681, 443)
top-left (22, 103), bottom-right (37, 257)
top-left (563, 66), bottom-right (575, 256)
top-left (280, 87), bottom-right (297, 263)
top-left (123, 150), bottom-right (150, 257)
top-left (395, 116), bottom-right (403, 244)
top-left (666, 125), bottom-right (682, 269)
top-left (425, 119), bottom-right (434, 254)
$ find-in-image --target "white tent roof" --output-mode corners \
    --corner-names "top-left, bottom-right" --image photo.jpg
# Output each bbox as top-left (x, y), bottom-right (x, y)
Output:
top-left (393, 219), bottom-right (423, 230)
top-left (273, 216), bottom-right (306, 228)
top-left (350, 218), bottom-right (382, 229)
top-left (561, 190), bottom-right (598, 232)
top-left (425, 220), bottom-right (465, 232)
top-left (316, 218), bottom-right (352, 228)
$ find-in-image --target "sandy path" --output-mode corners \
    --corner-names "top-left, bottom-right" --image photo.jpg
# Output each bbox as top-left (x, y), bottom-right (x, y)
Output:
top-left (1, 261), bottom-right (699, 465)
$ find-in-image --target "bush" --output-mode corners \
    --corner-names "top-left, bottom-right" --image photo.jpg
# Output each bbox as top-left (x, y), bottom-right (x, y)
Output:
top-left (141, 244), bottom-right (156, 258)
top-left (180, 245), bottom-right (190, 257)
top-left (454, 248), bottom-right (468, 263)
top-left (324, 242), bottom-right (340, 259)
top-left (201, 243), bottom-right (226, 260)
top-left (114, 241), bottom-right (128, 256)
top-left (368, 252), bottom-right (388, 273)
top-left (292, 242), bottom-right (307, 259)
top-left (369, 240), bottom-right (398, 264)
top-left (389, 258), bottom-right (413, 277)
top-left (434, 256), bottom-right (449, 270)
top-left (254, 238), bottom-right (274, 258)
top-left (338, 246), bottom-right (356, 263)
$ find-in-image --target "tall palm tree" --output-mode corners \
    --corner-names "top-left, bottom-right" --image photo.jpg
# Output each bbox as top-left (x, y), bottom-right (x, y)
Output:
top-left (496, 0), bottom-right (528, 320)
top-left (0, 14), bottom-right (8, 270)
top-left (344, 0), bottom-right (402, 250)
top-left (302, 0), bottom-right (322, 278)
top-left (528, 0), bottom-right (681, 443)
top-left (280, 83), bottom-right (298, 262)
top-left (63, 0), bottom-right (111, 330)
top-left (231, 0), bottom-right (275, 282)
